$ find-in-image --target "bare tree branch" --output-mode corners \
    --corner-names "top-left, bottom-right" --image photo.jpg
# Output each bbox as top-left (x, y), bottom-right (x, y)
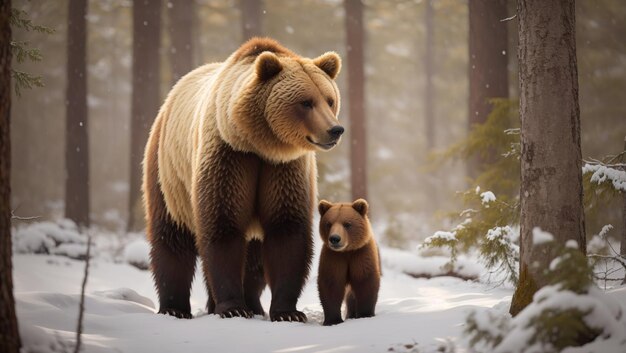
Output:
top-left (74, 234), bottom-right (91, 353)
top-left (10, 209), bottom-right (40, 221)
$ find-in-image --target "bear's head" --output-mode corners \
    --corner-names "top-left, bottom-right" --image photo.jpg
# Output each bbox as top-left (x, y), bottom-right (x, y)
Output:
top-left (229, 38), bottom-right (344, 163)
top-left (318, 199), bottom-right (372, 252)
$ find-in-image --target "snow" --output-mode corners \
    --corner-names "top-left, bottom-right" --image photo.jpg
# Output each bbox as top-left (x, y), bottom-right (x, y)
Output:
top-left (13, 220), bottom-right (87, 258)
top-left (565, 240), bottom-right (579, 249)
top-left (13, 222), bottom-right (625, 353)
top-left (532, 227), bottom-right (554, 245)
top-left (583, 163), bottom-right (626, 191)
top-left (479, 191), bottom-right (496, 205)
top-left (424, 231), bottom-right (457, 243)
top-left (382, 246), bottom-right (482, 280)
top-left (123, 238), bottom-right (150, 270)
top-left (13, 223), bottom-right (517, 353)
top-left (493, 285), bottom-right (626, 353)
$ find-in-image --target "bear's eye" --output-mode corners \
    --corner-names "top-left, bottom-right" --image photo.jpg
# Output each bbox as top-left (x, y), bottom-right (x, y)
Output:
top-left (327, 98), bottom-right (334, 107)
top-left (301, 100), bottom-right (314, 109)
top-left (343, 222), bottom-right (351, 229)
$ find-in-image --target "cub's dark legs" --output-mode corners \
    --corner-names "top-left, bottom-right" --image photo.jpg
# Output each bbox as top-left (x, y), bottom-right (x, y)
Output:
top-left (346, 277), bottom-right (379, 319)
top-left (318, 250), bottom-right (348, 326)
top-left (244, 239), bottom-right (266, 316)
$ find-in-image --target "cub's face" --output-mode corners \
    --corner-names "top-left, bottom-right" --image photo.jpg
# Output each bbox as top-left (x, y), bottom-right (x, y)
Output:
top-left (318, 199), bottom-right (371, 252)
top-left (258, 52), bottom-right (344, 153)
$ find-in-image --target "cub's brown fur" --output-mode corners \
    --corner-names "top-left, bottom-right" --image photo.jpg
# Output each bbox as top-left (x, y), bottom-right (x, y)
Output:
top-left (142, 38), bottom-right (343, 322)
top-left (317, 199), bottom-right (381, 325)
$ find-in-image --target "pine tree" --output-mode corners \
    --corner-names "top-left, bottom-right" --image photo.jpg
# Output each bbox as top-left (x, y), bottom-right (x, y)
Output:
top-left (128, 0), bottom-right (162, 231)
top-left (345, 0), bottom-right (367, 201)
top-left (0, 1), bottom-right (20, 352)
top-left (65, 0), bottom-right (90, 227)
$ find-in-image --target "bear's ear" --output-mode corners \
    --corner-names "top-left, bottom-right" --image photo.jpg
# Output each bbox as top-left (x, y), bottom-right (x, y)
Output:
top-left (318, 200), bottom-right (333, 216)
top-left (256, 52), bottom-right (283, 81)
top-left (313, 52), bottom-right (341, 80)
top-left (351, 199), bottom-right (369, 216)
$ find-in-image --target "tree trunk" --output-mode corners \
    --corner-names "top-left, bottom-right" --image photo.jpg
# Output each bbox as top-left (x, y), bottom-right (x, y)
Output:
top-left (128, 0), bottom-right (162, 232)
top-left (65, 0), bottom-right (90, 227)
top-left (167, 0), bottom-right (193, 85)
top-left (345, 0), bottom-right (367, 201)
top-left (0, 1), bottom-right (20, 352)
top-left (239, 0), bottom-right (262, 41)
top-left (467, 0), bottom-right (509, 178)
top-left (510, 0), bottom-right (585, 316)
top-left (619, 137), bottom-right (626, 284)
top-left (424, 0), bottom-right (434, 151)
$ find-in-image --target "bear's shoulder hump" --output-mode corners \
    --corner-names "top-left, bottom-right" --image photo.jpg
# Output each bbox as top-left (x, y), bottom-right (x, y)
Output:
top-left (232, 37), bottom-right (298, 62)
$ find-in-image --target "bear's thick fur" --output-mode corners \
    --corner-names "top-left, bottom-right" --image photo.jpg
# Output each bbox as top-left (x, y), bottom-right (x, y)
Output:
top-left (142, 38), bottom-right (343, 322)
top-left (317, 199), bottom-right (381, 326)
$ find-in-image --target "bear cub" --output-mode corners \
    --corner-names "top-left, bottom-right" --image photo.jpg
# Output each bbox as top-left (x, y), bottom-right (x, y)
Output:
top-left (317, 199), bottom-right (381, 326)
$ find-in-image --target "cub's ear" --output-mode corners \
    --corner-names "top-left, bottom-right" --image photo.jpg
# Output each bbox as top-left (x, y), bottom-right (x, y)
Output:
top-left (352, 199), bottom-right (369, 216)
top-left (256, 52), bottom-right (283, 81)
top-left (318, 200), bottom-right (333, 216)
top-left (313, 52), bottom-right (341, 79)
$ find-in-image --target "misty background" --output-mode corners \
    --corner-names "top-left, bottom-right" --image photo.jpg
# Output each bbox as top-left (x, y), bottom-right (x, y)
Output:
top-left (10, 0), bottom-right (626, 246)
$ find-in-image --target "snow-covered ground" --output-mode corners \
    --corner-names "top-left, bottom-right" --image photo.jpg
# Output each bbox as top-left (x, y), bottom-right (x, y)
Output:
top-left (11, 221), bottom-right (626, 353)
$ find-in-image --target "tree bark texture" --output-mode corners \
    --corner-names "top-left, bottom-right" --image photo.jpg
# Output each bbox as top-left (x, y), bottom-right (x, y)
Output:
top-left (240, 0), bottom-right (262, 41)
top-left (424, 0), bottom-right (435, 151)
top-left (128, 0), bottom-right (162, 231)
top-left (510, 0), bottom-right (585, 316)
top-left (65, 0), bottom-right (90, 227)
top-left (345, 0), bottom-right (368, 201)
top-left (167, 0), bottom-right (193, 85)
top-left (0, 0), bottom-right (21, 351)
top-left (467, 0), bottom-right (509, 178)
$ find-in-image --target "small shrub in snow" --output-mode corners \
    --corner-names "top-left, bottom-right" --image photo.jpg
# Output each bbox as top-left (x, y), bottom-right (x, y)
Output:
top-left (465, 238), bottom-right (626, 353)
top-left (123, 239), bottom-right (150, 270)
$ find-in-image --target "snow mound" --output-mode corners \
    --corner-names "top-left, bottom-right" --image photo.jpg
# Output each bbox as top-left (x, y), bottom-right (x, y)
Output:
top-left (13, 220), bottom-right (88, 259)
top-left (93, 288), bottom-right (155, 309)
top-left (123, 238), bottom-right (150, 270)
top-left (467, 285), bottom-right (626, 353)
top-left (381, 247), bottom-right (481, 280)
top-left (19, 323), bottom-right (73, 353)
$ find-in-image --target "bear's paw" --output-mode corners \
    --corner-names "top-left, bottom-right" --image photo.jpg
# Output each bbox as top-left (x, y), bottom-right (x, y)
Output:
top-left (215, 303), bottom-right (254, 319)
top-left (270, 310), bottom-right (307, 323)
top-left (158, 308), bottom-right (192, 319)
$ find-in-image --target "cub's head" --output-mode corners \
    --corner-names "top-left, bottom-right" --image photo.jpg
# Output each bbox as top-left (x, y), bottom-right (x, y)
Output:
top-left (318, 199), bottom-right (372, 252)
top-left (231, 38), bottom-right (343, 163)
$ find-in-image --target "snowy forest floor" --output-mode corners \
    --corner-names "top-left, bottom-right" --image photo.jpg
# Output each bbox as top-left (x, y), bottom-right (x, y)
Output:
top-left (11, 221), bottom-right (626, 353)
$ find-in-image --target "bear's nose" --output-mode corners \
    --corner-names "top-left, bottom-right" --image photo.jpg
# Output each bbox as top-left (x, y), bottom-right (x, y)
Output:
top-left (329, 235), bottom-right (341, 245)
top-left (327, 125), bottom-right (344, 139)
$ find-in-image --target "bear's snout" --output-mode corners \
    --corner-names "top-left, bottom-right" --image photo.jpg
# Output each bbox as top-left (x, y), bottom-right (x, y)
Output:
top-left (329, 234), bottom-right (341, 245)
top-left (327, 125), bottom-right (345, 140)
top-left (328, 234), bottom-right (345, 250)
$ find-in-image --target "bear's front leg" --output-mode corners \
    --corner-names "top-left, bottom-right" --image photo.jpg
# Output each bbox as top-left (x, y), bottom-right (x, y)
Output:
top-left (262, 216), bottom-right (311, 322)
top-left (195, 142), bottom-right (260, 319)
top-left (258, 158), bottom-right (314, 323)
top-left (346, 275), bottom-right (379, 320)
top-left (318, 249), bottom-right (348, 326)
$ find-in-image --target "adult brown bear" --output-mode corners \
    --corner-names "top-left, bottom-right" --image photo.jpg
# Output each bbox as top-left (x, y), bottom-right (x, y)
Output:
top-left (142, 38), bottom-right (343, 322)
